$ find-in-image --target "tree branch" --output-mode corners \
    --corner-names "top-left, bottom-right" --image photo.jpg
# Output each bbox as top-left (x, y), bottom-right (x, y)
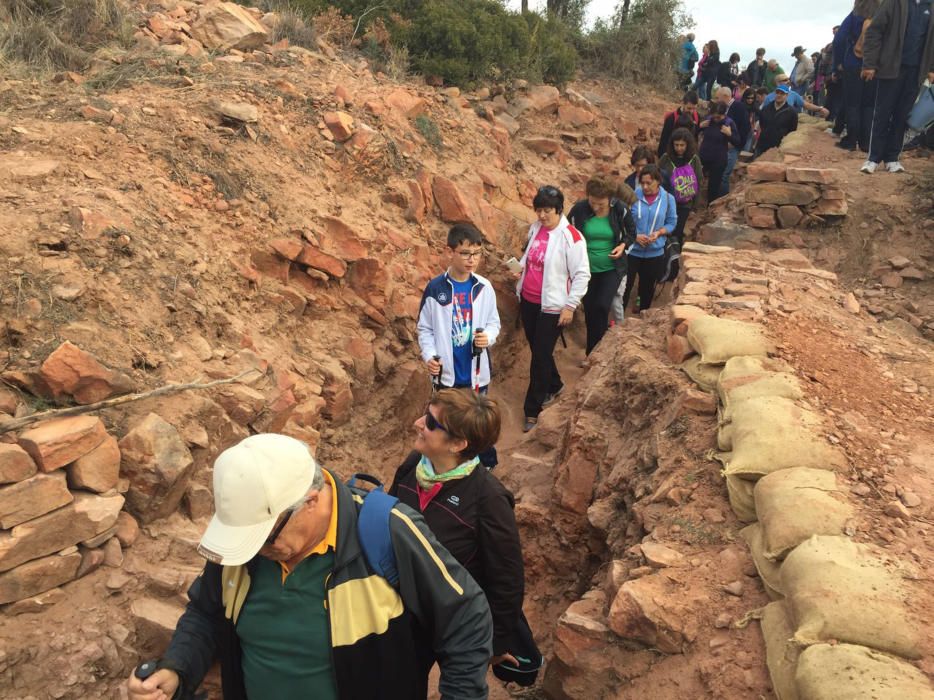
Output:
top-left (0, 369), bottom-right (259, 434)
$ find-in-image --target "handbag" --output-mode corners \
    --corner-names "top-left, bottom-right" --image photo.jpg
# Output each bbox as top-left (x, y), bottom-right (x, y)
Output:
top-left (908, 85), bottom-right (934, 132)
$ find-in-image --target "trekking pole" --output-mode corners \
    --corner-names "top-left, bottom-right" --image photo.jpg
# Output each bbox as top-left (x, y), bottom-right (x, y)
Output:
top-left (472, 328), bottom-right (484, 393)
top-left (135, 660), bottom-right (207, 700)
top-left (430, 355), bottom-right (442, 395)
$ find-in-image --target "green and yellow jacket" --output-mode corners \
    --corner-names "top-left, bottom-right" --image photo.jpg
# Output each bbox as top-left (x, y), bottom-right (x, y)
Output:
top-left (160, 470), bottom-right (493, 700)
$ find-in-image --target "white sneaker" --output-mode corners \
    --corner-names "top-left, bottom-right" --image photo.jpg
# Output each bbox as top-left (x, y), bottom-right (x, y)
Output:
top-left (887, 161), bottom-right (905, 173)
top-left (860, 160), bottom-right (879, 174)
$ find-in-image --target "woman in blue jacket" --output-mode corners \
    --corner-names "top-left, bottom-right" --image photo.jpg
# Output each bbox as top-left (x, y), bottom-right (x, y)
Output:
top-left (622, 164), bottom-right (678, 314)
top-left (833, 0), bottom-right (880, 152)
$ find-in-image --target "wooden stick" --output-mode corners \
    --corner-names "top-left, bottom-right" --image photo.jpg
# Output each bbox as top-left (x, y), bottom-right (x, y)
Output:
top-left (0, 369), bottom-right (259, 434)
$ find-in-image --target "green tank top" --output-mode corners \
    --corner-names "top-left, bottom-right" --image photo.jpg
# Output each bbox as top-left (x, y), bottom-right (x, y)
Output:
top-left (583, 215), bottom-right (616, 273)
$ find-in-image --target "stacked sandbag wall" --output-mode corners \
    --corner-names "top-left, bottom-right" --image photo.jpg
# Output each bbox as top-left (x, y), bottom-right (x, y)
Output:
top-left (672, 242), bottom-right (933, 699)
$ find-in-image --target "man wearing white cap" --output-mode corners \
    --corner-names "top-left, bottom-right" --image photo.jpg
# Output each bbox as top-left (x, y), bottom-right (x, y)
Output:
top-left (126, 433), bottom-right (493, 700)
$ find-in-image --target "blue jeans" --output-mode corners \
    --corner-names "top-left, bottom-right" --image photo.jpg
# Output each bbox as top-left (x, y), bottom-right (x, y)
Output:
top-left (721, 147), bottom-right (739, 194)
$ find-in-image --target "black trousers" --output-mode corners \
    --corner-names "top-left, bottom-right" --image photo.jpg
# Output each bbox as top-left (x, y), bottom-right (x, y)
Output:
top-left (825, 78), bottom-right (842, 119)
top-left (869, 64), bottom-right (920, 164)
top-left (703, 158), bottom-right (727, 203)
top-left (841, 67), bottom-right (876, 150)
top-left (623, 254), bottom-right (666, 312)
top-left (449, 382), bottom-right (498, 469)
top-left (672, 203), bottom-right (691, 245)
top-left (520, 298), bottom-right (563, 419)
top-left (582, 268), bottom-right (623, 355)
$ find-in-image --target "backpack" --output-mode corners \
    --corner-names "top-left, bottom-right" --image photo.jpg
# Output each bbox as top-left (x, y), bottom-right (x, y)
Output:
top-left (854, 18), bottom-right (872, 59)
top-left (670, 160), bottom-right (699, 204)
top-left (347, 473), bottom-right (400, 586)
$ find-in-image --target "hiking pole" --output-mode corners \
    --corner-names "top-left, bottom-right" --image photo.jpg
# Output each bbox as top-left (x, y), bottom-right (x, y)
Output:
top-left (559, 329), bottom-right (568, 349)
top-left (135, 660), bottom-right (207, 700)
top-left (430, 355), bottom-right (442, 395)
top-left (472, 328), bottom-right (485, 393)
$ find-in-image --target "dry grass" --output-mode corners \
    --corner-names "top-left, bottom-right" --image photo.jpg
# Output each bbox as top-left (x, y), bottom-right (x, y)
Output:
top-left (0, 0), bottom-right (135, 73)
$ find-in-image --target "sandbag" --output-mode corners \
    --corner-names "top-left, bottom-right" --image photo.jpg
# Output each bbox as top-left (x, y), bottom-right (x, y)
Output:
top-left (761, 601), bottom-right (799, 700)
top-left (754, 468), bottom-right (853, 561)
top-left (725, 472), bottom-right (757, 522)
top-left (680, 355), bottom-right (722, 392)
top-left (724, 396), bottom-right (847, 480)
top-left (686, 316), bottom-right (773, 364)
top-left (795, 643), bottom-right (934, 699)
top-left (781, 535), bottom-right (921, 659)
top-left (740, 524), bottom-right (784, 599)
top-left (717, 356), bottom-right (803, 418)
top-left (718, 422), bottom-right (734, 451)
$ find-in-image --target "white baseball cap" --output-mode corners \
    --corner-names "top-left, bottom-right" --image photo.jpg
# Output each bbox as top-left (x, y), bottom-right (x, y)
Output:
top-left (197, 434), bottom-right (317, 566)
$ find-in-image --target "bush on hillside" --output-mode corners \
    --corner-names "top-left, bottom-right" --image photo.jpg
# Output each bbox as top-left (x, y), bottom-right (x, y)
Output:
top-left (577, 0), bottom-right (687, 85)
top-left (523, 12), bottom-right (577, 85)
top-left (0, 0), bottom-right (133, 72)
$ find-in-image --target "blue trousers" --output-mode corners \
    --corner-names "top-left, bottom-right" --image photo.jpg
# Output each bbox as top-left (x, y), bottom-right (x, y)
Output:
top-left (868, 64), bottom-right (920, 164)
top-left (721, 146), bottom-right (740, 194)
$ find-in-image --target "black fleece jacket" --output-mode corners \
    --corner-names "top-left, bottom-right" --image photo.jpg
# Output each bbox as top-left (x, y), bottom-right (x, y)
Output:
top-left (567, 198), bottom-right (637, 275)
top-left (390, 451), bottom-right (524, 657)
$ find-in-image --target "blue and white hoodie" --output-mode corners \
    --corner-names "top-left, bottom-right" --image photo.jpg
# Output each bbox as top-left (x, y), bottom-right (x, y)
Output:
top-left (417, 271), bottom-right (501, 388)
top-left (627, 188), bottom-right (679, 259)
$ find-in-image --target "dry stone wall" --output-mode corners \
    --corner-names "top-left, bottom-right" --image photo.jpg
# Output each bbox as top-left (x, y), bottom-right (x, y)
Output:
top-left (744, 164), bottom-right (847, 230)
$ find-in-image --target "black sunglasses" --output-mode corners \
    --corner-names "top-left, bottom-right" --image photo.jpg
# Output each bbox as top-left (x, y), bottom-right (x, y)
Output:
top-left (537, 185), bottom-right (560, 197)
top-left (265, 509), bottom-right (294, 545)
top-left (424, 408), bottom-right (448, 433)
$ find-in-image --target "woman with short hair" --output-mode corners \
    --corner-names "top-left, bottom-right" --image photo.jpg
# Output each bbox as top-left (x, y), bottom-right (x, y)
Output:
top-left (568, 177), bottom-right (636, 354)
top-left (390, 389), bottom-right (534, 696)
top-left (516, 185), bottom-right (590, 432)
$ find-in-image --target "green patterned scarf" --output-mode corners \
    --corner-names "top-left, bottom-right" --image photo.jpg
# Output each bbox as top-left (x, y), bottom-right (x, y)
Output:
top-left (415, 454), bottom-right (480, 490)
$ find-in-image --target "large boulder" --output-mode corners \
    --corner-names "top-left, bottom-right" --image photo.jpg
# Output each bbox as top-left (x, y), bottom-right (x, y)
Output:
top-left (190, 2), bottom-right (268, 51)
top-left (18, 416), bottom-right (108, 472)
top-left (607, 574), bottom-right (695, 653)
top-left (432, 176), bottom-right (475, 224)
top-left (39, 341), bottom-right (135, 404)
top-left (119, 414), bottom-right (195, 524)
top-left (527, 85), bottom-right (560, 113)
top-left (0, 472), bottom-right (73, 529)
top-left (319, 217), bottom-right (368, 261)
top-left (0, 493), bottom-right (124, 572)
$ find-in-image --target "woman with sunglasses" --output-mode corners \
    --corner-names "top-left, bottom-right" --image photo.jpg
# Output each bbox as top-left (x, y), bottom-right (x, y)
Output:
top-left (742, 87), bottom-right (760, 151)
top-left (390, 389), bottom-right (532, 693)
top-left (516, 185), bottom-right (590, 433)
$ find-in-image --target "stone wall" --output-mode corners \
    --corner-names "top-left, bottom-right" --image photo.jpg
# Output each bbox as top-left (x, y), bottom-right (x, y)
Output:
top-left (0, 415), bottom-right (132, 606)
top-left (744, 163), bottom-right (847, 229)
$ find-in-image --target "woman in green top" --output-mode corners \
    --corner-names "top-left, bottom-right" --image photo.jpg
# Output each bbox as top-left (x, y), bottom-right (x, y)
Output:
top-left (568, 177), bottom-right (637, 355)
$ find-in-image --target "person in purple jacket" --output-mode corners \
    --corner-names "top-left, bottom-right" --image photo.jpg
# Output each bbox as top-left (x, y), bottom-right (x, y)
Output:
top-left (698, 102), bottom-right (742, 203)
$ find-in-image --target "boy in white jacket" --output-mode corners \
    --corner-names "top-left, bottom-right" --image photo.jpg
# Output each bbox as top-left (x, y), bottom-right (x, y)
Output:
top-left (417, 224), bottom-right (502, 465)
top-left (516, 186), bottom-right (591, 432)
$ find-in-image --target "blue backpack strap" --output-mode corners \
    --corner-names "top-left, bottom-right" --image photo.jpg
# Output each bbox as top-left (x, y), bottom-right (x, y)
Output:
top-left (348, 473), bottom-right (400, 587)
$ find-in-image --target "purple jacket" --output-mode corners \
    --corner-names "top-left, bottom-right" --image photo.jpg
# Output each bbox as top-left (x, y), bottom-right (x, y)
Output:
top-left (698, 116), bottom-right (742, 165)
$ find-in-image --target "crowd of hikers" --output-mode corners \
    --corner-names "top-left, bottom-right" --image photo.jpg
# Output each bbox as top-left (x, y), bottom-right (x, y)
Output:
top-left (677, 0), bottom-right (934, 176)
top-left (125, 2), bottom-right (933, 699)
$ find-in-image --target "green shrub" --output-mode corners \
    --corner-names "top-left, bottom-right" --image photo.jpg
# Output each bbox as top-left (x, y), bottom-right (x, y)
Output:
top-left (523, 12), bottom-right (577, 85)
top-left (414, 114), bottom-right (443, 149)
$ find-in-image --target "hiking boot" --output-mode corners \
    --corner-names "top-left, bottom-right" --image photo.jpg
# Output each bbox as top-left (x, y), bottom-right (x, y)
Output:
top-left (887, 161), bottom-right (906, 173)
top-left (860, 160), bottom-right (879, 174)
top-left (903, 135), bottom-right (923, 151)
top-left (543, 385), bottom-right (564, 407)
top-left (835, 140), bottom-right (856, 151)
top-left (522, 417), bottom-right (537, 433)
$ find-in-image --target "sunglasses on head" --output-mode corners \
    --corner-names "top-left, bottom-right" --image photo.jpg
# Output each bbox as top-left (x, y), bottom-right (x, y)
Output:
top-left (424, 408), bottom-right (448, 433)
top-left (537, 185), bottom-right (560, 197)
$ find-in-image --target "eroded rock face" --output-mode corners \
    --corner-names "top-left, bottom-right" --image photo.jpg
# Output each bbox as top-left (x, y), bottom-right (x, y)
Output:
top-left (119, 413), bottom-right (195, 524)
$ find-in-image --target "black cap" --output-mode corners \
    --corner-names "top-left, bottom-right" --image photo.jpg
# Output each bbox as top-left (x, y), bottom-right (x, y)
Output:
top-left (792, 46), bottom-right (805, 56)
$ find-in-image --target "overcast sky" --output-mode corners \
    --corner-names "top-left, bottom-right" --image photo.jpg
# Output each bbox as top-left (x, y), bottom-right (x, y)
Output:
top-left (507, 0), bottom-right (856, 69)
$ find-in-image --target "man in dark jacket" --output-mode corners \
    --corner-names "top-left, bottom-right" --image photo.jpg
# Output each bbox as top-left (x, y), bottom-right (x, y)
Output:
top-left (756, 85), bottom-right (800, 156)
top-left (125, 434), bottom-right (493, 700)
top-left (747, 48), bottom-right (768, 87)
top-left (861, 0), bottom-right (934, 173)
top-left (716, 87), bottom-right (750, 195)
top-left (657, 90), bottom-right (700, 157)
